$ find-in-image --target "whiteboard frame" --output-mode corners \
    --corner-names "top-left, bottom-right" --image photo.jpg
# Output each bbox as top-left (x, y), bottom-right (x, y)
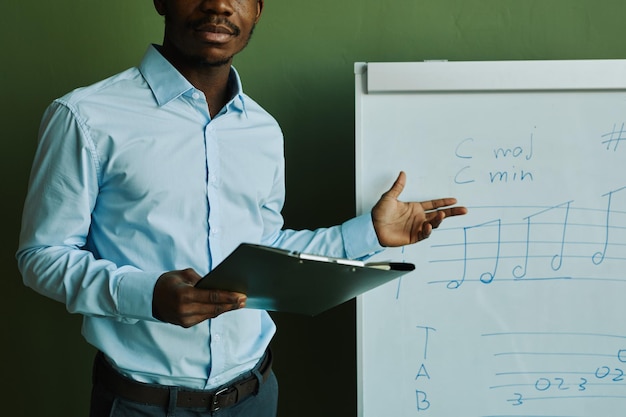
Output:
top-left (360, 59), bottom-right (626, 93)
top-left (354, 59), bottom-right (626, 417)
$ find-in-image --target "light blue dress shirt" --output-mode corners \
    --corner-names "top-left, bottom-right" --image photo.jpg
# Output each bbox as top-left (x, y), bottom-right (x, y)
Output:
top-left (17, 45), bottom-right (383, 389)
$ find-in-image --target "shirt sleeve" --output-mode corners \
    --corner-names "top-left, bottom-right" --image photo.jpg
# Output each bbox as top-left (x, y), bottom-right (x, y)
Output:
top-left (340, 213), bottom-right (385, 260)
top-left (16, 101), bottom-right (160, 323)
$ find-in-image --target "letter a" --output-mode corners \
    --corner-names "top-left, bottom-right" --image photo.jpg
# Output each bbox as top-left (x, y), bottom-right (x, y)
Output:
top-left (415, 363), bottom-right (431, 380)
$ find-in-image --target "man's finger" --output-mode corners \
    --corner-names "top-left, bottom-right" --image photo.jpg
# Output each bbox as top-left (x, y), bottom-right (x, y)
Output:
top-left (421, 197), bottom-right (459, 211)
top-left (382, 171), bottom-right (407, 200)
top-left (202, 289), bottom-right (247, 305)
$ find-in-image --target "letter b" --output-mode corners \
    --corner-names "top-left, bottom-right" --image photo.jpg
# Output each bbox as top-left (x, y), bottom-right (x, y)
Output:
top-left (416, 390), bottom-right (431, 411)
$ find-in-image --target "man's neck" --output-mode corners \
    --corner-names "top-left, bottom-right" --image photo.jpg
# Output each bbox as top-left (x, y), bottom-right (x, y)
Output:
top-left (157, 44), bottom-right (233, 118)
top-left (183, 66), bottom-right (232, 118)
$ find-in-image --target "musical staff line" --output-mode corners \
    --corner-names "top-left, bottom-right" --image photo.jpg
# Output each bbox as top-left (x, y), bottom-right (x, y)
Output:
top-left (424, 188), bottom-right (626, 289)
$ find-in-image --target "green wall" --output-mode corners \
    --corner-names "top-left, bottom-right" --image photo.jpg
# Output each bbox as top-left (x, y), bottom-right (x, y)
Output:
top-left (4, 1), bottom-right (626, 416)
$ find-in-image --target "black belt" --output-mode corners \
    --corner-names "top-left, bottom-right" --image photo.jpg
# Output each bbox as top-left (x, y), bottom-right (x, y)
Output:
top-left (93, 350), bottom-right (272, 411)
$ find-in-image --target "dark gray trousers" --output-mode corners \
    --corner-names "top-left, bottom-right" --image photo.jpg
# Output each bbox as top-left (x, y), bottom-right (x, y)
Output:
top-left (89, 363), bottom-right (278, 417)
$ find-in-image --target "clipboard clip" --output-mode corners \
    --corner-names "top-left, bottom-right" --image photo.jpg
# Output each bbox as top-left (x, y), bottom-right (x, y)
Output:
top-left (297, 253), bottom-right (365, 267)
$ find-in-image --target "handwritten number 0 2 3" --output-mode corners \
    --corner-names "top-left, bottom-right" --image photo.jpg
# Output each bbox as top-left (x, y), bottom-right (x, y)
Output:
top-left (508, 377), bottom-right (589, 406)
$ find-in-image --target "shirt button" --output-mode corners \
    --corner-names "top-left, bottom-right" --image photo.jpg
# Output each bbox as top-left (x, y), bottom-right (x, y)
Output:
top-left (213, 334), bottom-right (221, 342)
top-left (192, 92), bottom-right (201, 100)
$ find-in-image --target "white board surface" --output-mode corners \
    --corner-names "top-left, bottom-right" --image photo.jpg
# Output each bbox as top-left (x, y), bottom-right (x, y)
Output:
top-left (355, 60), bottom-right (626, 417)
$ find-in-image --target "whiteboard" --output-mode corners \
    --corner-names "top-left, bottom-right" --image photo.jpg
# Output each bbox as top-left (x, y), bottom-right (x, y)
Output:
top-left (355, 60), bottom-right (626, 417)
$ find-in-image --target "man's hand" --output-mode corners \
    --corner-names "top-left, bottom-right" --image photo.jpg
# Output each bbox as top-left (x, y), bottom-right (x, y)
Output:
top-left (152, 268), bottom-right (246, 328)
top-left (372, 171), bottom-right (468, 246)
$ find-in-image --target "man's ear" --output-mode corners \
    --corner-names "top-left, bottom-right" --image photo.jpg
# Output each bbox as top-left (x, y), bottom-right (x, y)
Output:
top-left (256, 0), bottom-right (264, 23)
top-left (153, 0), bottom-right (166, 16)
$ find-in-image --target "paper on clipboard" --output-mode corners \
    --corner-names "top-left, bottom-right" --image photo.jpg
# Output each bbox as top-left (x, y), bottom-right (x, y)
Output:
top-left (195, 243), bottom-right (415, 316)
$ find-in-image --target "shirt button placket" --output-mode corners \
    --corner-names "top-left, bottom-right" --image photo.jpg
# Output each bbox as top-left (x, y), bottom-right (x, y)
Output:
top-left (205, 122), bottom-right (221, 263)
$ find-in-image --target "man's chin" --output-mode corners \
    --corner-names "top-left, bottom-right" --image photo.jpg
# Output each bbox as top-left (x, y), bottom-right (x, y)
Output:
top-left (188, 53), bottom-right (233, 68)
top-left (201, 57), bottom-right (233, 67)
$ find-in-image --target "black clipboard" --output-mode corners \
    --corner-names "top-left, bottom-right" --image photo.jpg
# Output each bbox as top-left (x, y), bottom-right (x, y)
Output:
top-left (195, 243), bottom-right (415, 316)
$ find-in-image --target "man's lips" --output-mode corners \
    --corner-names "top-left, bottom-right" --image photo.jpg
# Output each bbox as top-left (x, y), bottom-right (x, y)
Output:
top-left (190, 18), bottom-right (241, 44)
top-left (194, 25), bottom-right (235, 43)
top-left (196, 24), bottom-right (234, 35)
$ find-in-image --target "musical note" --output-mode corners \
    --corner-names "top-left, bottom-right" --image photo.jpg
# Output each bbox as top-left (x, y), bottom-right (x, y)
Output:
top-left (513, 201), bottom-right (573, 278)
top-left (448, 219), bottom-right (501, 289)
top-left (512, 215), bottom-right (531, 279)
top-left (551, 201), bottom-right (571, 272)
top-left (592, 186), bottom-right (626, 265)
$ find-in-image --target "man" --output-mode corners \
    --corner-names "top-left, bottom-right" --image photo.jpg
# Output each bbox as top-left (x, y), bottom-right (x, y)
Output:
top-left (16, 0), bottom-right (467, 416)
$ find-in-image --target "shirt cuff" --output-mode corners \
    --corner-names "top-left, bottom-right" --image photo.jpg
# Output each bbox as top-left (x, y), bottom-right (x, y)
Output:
top-left (116, 269), bottom-right (162, 322)
top-left (341, 213), bottom-right (385, 260)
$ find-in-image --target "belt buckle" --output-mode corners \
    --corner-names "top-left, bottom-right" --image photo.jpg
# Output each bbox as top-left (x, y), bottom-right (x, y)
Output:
top-left (210, 386), bottom-right (231, 412)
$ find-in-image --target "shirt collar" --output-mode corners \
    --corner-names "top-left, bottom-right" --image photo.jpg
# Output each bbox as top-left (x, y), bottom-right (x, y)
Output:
top-left (139, 44), bottom-right (247, 116)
